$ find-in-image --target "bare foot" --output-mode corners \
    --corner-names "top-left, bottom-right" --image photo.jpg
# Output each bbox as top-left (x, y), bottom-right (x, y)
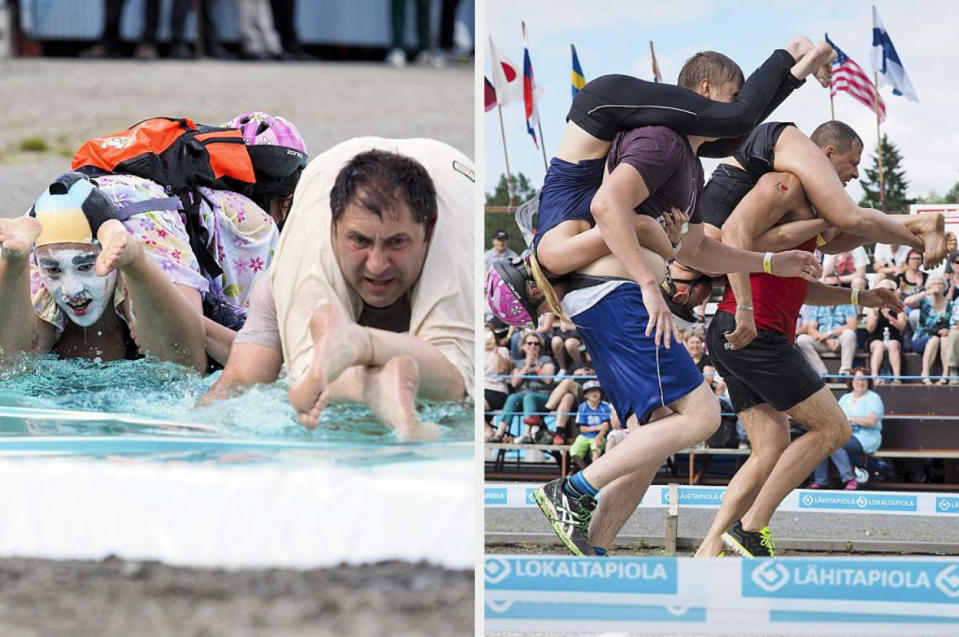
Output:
top-left (289, 300), bottom-right (372, 421)
top-left (784, 36), bottom-right (814, 63)
top-left (914, 212), bottom-right (947, 268)
top-left (364, 355), bottom-right (442, 441)
top-left (791, 41), bottom-right (836, 86)
top-left (0, 217), bottom-right (41, 261)
top-left (95, 219), bottom-right (142, 276)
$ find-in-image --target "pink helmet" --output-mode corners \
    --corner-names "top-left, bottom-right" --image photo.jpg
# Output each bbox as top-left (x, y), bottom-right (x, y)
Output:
top-left (486, 257), bottom-right (541, 328)
top-left (226, 111), bottom-right (308, 157)
top-left (224, 112), bottom-right (308, 216)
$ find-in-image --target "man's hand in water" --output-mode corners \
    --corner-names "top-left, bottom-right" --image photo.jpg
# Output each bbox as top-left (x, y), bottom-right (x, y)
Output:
top-left (770, 250), bottom-right (823, 281)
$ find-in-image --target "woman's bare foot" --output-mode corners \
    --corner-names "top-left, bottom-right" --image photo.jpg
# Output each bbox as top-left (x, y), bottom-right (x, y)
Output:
top-left (289, 301), bottom-right (373, 420)
top-left (912, 212), bottom-right (947, 267)
top-left (791, 41), bottom-right (836, 86)
top-left (95, 219), bottom-right (142, 275)
top-left (364, 355), bottom-right (442, 441)
top-left (0, 217), bottom-right (42, 261)
top-left (784, 36), bottom-right (815, 63)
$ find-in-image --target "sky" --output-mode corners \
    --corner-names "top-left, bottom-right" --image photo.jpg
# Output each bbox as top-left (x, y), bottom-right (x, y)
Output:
top-left (482, 0), bottom-right (959, 205)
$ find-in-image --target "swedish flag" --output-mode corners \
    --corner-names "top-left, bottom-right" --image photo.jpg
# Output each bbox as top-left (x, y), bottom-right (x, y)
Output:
top-left (571, 44), bottom-right (586, 99)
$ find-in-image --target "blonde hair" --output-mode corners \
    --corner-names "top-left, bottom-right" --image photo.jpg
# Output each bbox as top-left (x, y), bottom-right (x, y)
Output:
top-left (527, 252), bottom-right (574, 324)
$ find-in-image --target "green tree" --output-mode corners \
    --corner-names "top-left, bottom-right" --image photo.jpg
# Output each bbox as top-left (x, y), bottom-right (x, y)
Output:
top-left (945, 180), bottom-right (959, 203)
top-left (484, 172), bottom-right (538, 207)
top-left (484, 172), bottom-right (539, 248)
top-left (858, 134), bottom-right (915, 213)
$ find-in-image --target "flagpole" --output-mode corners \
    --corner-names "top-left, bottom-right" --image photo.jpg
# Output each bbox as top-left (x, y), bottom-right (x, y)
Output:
top-left (495, 102), bottom-right (515, 209)
top-left (521, 21), bottom-right (548, 172)
top-left (873, 71), bottom-right (885, 211)
top-left (829, 92), bottom-right (835, 120)
top-left (536, 119), bottom-right (548, 172)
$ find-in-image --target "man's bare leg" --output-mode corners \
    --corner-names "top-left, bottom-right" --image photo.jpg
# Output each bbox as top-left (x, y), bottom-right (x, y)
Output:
top-left (0, 217), bottom-right (42, 359)
top-left (297, 357), bottom-right (442, 441)
top-left (579, 383), bottom-right (719, 491)
top-left (289, 300), bottom-right (466, 422)
top-left (96, 220), bottom-right (206, 370)
top-left (695, 405), bottom-right (790, 557)
top-left (588, 463), bottom-right (659, 553)
top-left (739, 386), bottom-right (850, 533)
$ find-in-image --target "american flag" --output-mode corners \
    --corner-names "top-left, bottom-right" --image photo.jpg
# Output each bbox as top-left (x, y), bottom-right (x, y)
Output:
top-left (826, 34), bottom-right (886, 121)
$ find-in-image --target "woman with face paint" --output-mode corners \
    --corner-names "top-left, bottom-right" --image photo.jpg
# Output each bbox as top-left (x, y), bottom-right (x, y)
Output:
top-left (0, 173), bottom-right (207, 370)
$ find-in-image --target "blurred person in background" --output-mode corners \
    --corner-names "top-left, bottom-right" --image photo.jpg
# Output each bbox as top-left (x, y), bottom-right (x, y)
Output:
top-left (386, 0), bottom-right (431, 67)
top-left (905, 274), bottom-right (954, 384)
top-left (864, 278), bottom-right (906, 384)
top-left (808, 368), bottom-right (882, 490)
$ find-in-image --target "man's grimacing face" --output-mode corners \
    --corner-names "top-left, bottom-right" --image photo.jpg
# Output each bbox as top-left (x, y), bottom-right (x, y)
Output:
top-left (331, 193), bottom-right (431, 308)
top-left (35, 242), bottom-right (117, 327)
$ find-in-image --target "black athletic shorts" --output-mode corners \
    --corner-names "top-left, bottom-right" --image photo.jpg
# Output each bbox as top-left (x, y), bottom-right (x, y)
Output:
top-left (706, 310), bottom-right (825, 414)
top-left (732, 121), bottom-right (793, 176)
top-left (699, 121), bottom-right (794, 228)
top-left (700, 164), bottom-right (758, 229)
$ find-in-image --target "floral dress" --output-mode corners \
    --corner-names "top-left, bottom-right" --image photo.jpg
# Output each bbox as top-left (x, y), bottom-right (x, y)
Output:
top-left (30, 174), bottom-right (278, 332)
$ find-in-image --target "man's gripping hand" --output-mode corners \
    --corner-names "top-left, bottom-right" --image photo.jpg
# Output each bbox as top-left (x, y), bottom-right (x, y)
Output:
top-left (641, 283), bottom-right (680, 349)
top-left (770, 250), bottom-right (822, 282)
top-left (724, 308), bottom-right (758, 351)
top-left (860, 287), bottom-right (905, 313)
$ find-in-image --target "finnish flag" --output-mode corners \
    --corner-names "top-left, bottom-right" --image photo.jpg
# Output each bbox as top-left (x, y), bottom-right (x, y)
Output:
top-left (871, 5), bottom-right (918, 102)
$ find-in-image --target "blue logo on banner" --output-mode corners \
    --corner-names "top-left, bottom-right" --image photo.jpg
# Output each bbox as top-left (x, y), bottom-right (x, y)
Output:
top-left (485, 488), bottom-right (507, 505)
top-left (797, 491), bottom-right (916, 512)
top-left (485, 556), bottom-right (677, 594)
top-left (937, 497), bottom-right (959, 514)
top-left (525, 488), bottom-right (537, 506)
top-left (660, 487), bottom-right (724, 506)
top-left (743, 560), bottom-right (959, 604)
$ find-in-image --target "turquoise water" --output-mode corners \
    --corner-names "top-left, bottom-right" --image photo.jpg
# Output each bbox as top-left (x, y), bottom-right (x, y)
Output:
top-left (0, 355), bottom-right (473, 464)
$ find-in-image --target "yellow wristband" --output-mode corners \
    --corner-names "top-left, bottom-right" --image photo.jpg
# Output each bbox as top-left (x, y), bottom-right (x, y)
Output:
top-left (816, 234), bottom-right (827, 247)
top-left (851, 287), bottom-right (860, 306)
top-left (762, 252), bottom-right (773, 274)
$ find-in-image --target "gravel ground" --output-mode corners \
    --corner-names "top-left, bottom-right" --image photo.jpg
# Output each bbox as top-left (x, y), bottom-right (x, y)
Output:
top-left (0, 57), bottom-right (473, 217)
top-left (0, 557), bottom-right (473, 636)
top-left (0, 57), bottom-right (475, 635)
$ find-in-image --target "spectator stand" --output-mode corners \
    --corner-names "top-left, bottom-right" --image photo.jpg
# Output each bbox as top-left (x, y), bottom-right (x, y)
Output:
top-left (485, 369), bottom-right (959, 491)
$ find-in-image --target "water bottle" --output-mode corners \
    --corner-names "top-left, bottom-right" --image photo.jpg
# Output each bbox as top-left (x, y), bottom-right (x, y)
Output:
top-left (883, 326), bottom-right (891, 346)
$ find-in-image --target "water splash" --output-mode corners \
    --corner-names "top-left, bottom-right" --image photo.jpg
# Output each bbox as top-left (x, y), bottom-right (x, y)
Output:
top-left (0, 355), bottom-right (473, 444)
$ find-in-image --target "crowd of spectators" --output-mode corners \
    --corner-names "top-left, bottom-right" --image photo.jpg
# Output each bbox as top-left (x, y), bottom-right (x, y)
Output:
top-left (61, 0), bottom-right (472, 65)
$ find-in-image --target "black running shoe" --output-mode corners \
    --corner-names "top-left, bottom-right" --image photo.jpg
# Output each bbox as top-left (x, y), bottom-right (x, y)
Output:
top-left (532, 478), bottom-right (596, 556)
top-left (722, 520), bottom-right (776, 558)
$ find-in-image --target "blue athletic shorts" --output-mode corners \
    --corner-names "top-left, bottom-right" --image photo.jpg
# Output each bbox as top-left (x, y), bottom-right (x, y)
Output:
top-left (574, 284), bottom-right (704, 423)
top-left (533, 156), bottom-right (605, 252)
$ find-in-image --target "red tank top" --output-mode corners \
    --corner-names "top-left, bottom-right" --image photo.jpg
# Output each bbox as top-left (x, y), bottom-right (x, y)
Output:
top-left (716, 237), bottom-right (817, 342)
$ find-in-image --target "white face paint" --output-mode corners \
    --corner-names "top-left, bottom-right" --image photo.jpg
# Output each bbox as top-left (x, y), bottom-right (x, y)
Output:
top-left (35, 244), bottom-right (117, 327)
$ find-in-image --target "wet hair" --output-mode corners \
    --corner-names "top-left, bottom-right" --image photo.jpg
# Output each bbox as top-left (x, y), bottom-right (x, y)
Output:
top-left (677, 51), bottom-right (744, 92)
top-left (330, 150), bottom-right (437, 231)
top-left (810, 120), bottom-right (863, 154)
top-left (846, 367), bottom-right (873, 391)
